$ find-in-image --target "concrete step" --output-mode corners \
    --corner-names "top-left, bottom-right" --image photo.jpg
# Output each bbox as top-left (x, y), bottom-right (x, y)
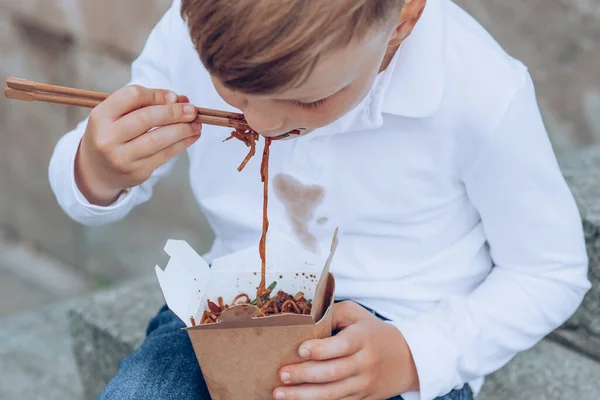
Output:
top-left (479, 340), bottom-right (600, 400)
top-left (69, 277), bottom-right (164, 400)
top-left (0, 230), bottom-right (90, 399)
top-left (0, 300), bottom-right (83, 400)
top-left (0, 230), bottom-right (91, 318)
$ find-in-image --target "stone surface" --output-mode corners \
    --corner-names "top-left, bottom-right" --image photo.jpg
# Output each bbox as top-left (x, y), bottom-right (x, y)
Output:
top-left (455, 0), bottom-right (600, 150)
top-left (479, 340), bottom-right (600, 400)
top-left (562, 148), bottom-right (600, 336)
top-left (0, 1), bottom-right (215, 285)
top-left (0, 301), bottom-right (83, 400)
top-left (0, 13), bottom-right (85, 267)
top-left (69, 277), bottom-right (164, 400)
top-left (0, 270), bottom-right (57, 318)
top-left (0, 230), bottom-right (90, 300)
top-left (0, 0), bottom-right (171, 57)
top-left (550, 146), bottom-right (600, 360)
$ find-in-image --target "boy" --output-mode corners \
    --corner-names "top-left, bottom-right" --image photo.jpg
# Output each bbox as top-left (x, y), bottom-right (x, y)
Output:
top-left (49, 0), bottom-right (591, 399)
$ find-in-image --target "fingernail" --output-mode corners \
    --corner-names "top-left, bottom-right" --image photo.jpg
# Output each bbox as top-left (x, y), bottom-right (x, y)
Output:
top-left (275, 391), bottom-right (286, 400)
top-left (299, 347), bottom-right (310, 359)
top-left (184, 104), bottom-right (196, 114)
top-left (280, 372), bottom-right (291, 384)
top-left (166, 92), bottom-right (177, 103)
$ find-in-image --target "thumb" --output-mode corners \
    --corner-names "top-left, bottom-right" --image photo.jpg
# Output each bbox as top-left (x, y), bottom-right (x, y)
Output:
top-left (331, 301), bottom-right (369, 331)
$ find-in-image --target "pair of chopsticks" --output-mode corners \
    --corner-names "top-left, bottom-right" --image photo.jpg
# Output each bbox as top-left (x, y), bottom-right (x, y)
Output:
top-left (4, 77), bottom-right (249, 130)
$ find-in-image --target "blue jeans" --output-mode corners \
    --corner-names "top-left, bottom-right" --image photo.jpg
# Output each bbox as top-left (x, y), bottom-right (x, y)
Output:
top-left (98, 305), bottom-right (473, 400)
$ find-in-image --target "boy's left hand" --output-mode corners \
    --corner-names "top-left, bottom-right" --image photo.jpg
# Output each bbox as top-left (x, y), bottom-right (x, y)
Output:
top-left (274, 301), bottom-right (419, 400)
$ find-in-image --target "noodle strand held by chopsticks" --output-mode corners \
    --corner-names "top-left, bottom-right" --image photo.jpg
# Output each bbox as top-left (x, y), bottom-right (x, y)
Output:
top-left (195, 129), bottom-right (313, 326)
top-left (224, 128), bottom-right (259, 172)
top-left (257, 138), bottom-right (272, 299)
top-left (222, 129), bottom-right (274, 309)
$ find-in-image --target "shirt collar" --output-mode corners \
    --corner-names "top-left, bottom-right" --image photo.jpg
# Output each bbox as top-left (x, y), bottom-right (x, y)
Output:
top-left (379, 0), bottom-right (446, 118)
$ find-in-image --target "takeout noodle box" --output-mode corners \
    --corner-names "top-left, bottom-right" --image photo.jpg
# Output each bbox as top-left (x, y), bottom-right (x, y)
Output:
top-left (155, 231), bottom-right (338, 400)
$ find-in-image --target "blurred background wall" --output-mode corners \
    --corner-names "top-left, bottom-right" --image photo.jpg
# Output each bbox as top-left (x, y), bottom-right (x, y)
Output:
top-left (0, 0), bottom-right (212, 315)
top-left (0, 0), bottom-right (599, 316)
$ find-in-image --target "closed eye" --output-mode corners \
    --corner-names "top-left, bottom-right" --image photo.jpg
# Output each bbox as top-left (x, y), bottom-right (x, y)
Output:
top-left (292, 97), bottom-right (330, 110)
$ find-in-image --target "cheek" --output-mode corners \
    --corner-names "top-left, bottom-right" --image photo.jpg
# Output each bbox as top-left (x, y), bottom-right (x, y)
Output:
top-left (301, 89), bottom-right (369, 128)
top-left (296, 109), bottom-right (341, 128)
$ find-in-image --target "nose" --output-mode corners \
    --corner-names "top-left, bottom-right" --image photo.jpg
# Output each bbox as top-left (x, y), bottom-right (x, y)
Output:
top-left (243, 106), bottom-right (284, 134)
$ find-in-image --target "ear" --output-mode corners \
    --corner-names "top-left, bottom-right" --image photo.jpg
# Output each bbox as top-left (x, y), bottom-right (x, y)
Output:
top-left (387, 0), bottom-right (427, 48)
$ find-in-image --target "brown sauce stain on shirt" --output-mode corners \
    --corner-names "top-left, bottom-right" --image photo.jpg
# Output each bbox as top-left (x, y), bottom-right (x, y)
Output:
top-left (316, 217), bottom-right (329, 225)
top-left (273, 173), bottom-right (325, 252)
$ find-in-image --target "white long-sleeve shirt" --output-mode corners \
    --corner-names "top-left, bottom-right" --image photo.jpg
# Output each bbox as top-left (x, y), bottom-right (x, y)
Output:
top-left (49, 0), bottom-right (591, 399)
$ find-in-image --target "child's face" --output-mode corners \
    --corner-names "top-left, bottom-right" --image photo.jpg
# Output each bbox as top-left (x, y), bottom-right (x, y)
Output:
top-left (212, 0), bottom-right (425, 138)
top-left (213, 30), bottom-right (391, 137)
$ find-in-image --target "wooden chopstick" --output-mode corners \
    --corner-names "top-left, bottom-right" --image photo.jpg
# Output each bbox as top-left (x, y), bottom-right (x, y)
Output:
top-left (7, 77), bottom-right (109, 101)
top-left (5, 87), bottom-right (103, 109)
top-left (5, 77), bottom-right (249, 130)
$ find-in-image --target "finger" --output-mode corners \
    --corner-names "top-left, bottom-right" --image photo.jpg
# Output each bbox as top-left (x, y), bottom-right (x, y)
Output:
top-left (138, 132), bottom-right (200, 173)
top-left (331, 301), bottom-right (371, 331)
top-left (299, 326), bottom-right (363, 361)
top-left (96, 85), bottom-right (179, 120)
top-left (117, 103), bottom-right (198, 141)
top-left (273, 378), bottom-right (359, 400)
top-left (280, 356), bottom-right (358, 385)
top-left (124, 121), bottom-right (202, 161)
top-left (177, 95), bottom-right (190, 103)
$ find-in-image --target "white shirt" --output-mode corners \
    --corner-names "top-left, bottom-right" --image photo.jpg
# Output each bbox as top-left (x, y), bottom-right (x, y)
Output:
top-left (49, 1), bottom-right (591, 399)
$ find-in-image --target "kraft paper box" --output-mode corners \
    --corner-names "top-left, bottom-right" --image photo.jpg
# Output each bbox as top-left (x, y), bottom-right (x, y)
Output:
top-left (155, 231), bottom-right (338, 400)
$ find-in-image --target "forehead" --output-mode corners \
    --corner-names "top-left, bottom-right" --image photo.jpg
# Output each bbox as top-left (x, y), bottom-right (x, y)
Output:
top-left (269, 31), bottom-right (389, 101)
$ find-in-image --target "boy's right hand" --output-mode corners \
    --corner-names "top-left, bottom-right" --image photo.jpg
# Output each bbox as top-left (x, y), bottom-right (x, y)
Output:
top-left (75, 85), bottom-right (201, 206)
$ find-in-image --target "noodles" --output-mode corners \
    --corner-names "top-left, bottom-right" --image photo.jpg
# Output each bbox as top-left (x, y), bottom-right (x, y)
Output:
top-left (199, 286), bottom-right (313, 325)
top-left (259, 299), bottom-right (280, 315)
top-left (224, 128), bottom-right (272, 306)
top-left (281, 299), bottom-right (301, 314)
top-left (232, 293), bottom-right (251, 305)
top-left (196, 129), bottom-right (309, 327)
top-left (224, 128), bottom-right (259, 172)
top-left (223, 128), bottom-right (271, 305)
top-left (257, 138), bottom-right (272, 300)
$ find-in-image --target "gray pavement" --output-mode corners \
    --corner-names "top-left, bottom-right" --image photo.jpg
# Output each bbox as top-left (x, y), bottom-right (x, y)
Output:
top-left (0, 301), bottom-right (83, 400)
top-left (0, 230), bottom-right (91, 318)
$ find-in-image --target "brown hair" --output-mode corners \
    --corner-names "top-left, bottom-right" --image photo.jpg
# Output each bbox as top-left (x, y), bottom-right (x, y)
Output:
top-left (181, 0), bottom-right (403, 94)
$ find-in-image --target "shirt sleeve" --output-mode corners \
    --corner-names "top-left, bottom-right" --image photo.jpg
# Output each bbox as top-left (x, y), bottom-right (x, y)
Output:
top-left (48, 1), bottom-right (181, 227)
top-left (391, 72), bottom-right (591, 400)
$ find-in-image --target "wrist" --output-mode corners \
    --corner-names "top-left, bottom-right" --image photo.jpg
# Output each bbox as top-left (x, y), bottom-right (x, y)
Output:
top-left (386, 323), bottom-right (420, 393)
top-left (74, 147), bottom-right (123, 206)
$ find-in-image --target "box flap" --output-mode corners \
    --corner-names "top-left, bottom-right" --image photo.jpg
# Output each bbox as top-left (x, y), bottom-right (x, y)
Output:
top-left (310, 228), bottom-right (339, 321)
top-left (155, 240), bottom-right (211, 327)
